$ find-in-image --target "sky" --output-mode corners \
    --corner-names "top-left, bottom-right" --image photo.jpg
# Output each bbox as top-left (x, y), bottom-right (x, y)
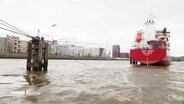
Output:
top-left (0, 0), bottom-right (184, 56)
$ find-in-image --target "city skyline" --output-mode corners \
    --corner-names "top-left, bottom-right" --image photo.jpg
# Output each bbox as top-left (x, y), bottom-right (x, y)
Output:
top-left (0, 0), bottom-right (184, 56)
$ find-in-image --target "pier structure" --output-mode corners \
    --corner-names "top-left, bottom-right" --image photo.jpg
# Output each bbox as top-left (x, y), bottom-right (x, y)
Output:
top-left (0, 19), bottom-right (49, 71)
top-left (27, 37), bottom-right (48, 71)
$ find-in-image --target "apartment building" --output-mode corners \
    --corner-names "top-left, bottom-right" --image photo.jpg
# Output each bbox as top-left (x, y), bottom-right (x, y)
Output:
top-left (6, 35), bottom-right (20, 53)
top-left (18, 40), bottom-right (28, 53)
top-left (0, 37), bottom-right (7, 52)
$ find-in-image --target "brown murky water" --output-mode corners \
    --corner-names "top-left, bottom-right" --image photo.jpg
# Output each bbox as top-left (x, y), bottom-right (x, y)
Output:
top-left (0, 59), bottom-right (184, 104)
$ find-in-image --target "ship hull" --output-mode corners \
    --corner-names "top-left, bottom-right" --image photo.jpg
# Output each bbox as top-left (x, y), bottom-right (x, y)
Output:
top-left (130, 49), bottom-right (171, 66)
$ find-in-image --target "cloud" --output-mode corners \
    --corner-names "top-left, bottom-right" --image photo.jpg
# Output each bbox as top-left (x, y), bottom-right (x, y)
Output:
top-left (0, 0), bottom-right (183, 55)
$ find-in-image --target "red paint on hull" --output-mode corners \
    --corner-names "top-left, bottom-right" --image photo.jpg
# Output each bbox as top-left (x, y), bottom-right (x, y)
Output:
top-left (130, 49), bottom-right (171, 66)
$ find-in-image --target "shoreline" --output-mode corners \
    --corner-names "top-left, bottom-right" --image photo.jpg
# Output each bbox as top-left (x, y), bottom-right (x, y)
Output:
top-left (0, 53), bottom-right (183, 61)
top-left (0, 53), bottom-right (128, 61)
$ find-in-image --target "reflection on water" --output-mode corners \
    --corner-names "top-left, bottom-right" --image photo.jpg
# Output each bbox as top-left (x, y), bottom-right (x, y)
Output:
top-left (0, 59), bottom-right (184, 104)
top-left (24, 71), bottom-right (50, 86)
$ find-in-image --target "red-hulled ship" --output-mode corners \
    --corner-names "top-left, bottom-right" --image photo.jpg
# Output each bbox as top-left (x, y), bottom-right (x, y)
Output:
top-left (130, 19), bottom-right (171, 66)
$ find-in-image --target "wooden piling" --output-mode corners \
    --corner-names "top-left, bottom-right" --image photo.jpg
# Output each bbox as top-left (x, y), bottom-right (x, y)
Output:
top-left (27, 42), bottom-right (32, 71)
top-left (130, 57), bottom-right (133, 64)
top-left (26, 36), bottom-right (48, 71)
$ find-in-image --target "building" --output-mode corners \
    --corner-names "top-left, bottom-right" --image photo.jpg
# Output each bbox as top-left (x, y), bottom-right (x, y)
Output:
top-left (0, 35), bottom-right (28, 54)
top-left (6, 35), bottom-right (20, 53)
top-left (56, 45), bottom-right (71, 56)
top-left (50, 40), bottom-right (59, 55)
top-left (99, 48), bottom-right (105, 57)
top-left (50, 44), bottom-right (57, 55)
top-left (49, 43), bottom-right (107, 58)
top-left (71, 47), bottom-right (84, 57)
top-left (18, 40), bottom-right (28, 53)
top-left (120, 52), bottom-right (129, 58)
top-left (112, 45), bottom-right (120, 58)
top-left (91, 48), bottom-right (100, 57)
top-left (83, 48), bottom-right (92, 57)
top-left (0, 37), bottom-right (7, 52)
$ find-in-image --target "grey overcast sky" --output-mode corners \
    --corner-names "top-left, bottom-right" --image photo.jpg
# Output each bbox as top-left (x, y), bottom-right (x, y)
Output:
top-left (0, 0), bottom-right (184, 56)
